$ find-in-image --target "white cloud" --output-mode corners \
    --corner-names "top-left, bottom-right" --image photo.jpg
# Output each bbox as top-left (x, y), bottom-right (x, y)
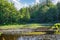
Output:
top-left (8, 0), bottom-right (60, 10)
top-left (52, 0), bottom-right (58, 4)
top-left (8, 0), bottom-right (29, 10)
top-left (24, 3), bottom-right (29, 7)
top-left (50, 0), bottom-right (60, 4)
top-left (35, 0), bottom-right (40, 4)
top-left (35, 0), bottom-right (60, 5)
top-left (12, 0), bottom-right (24, 10)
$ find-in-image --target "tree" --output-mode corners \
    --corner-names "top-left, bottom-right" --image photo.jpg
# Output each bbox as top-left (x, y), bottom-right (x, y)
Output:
top-left (0, 0), bottom-right (18, 24)
top-left (57, 2), bottom-right (60, 22)
top-left (19, 7), bottom-right (31, 23)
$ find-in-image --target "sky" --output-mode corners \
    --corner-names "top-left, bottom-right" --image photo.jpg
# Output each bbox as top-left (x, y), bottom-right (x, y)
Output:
top-left (8, 0), bottom-right (60, 10)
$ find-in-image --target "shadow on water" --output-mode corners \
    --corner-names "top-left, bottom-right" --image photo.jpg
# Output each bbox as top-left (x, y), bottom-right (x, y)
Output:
top-left (0, 34), bottom-right (60, 40)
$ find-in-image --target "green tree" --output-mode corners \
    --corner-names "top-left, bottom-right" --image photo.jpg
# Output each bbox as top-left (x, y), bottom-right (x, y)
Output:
top-left (57, 2), bottom-right (60, 22)
top-left (0, 0), bottom-right (18, 24)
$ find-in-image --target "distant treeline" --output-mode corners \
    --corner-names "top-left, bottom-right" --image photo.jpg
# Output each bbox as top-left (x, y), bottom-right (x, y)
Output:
top-left (0, 0), bottom-right (60, 25)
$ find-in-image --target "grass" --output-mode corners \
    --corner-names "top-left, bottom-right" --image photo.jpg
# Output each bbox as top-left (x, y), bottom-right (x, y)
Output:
top-left (22, 32), bottom-right (46, 35)
top-left (0, 23), bottom-right (60, 35)
top-left (0, 23), bottom-right (52, 29)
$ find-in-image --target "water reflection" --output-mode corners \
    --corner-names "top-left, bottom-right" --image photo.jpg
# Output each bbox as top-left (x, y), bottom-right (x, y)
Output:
top-left (0, 35), bottom-right (60, 40)
top-left (18, 36), bottom-right (43, 40)
top-left (17, 36), bottom-right (49, 40)
top-left (17, 35), bottom-right (60, 40)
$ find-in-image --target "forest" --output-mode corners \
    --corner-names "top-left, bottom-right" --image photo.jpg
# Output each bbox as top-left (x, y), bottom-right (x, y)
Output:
top-left (0, 0), bottom-right (60, 25)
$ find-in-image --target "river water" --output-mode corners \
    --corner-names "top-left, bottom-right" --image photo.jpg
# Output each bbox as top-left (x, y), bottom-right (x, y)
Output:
top-left (17, 35), bottom-right (60, 40)
top-left (0, 34), bottom-right (60, 40)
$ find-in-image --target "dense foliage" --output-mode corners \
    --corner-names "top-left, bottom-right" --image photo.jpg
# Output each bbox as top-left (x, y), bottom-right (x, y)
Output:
top-left (0, 0), bottom-right (19, 24)
top-left (0, 0), bottom-right (60, 25)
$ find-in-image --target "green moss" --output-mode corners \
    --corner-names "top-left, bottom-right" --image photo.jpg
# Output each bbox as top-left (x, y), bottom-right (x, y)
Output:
top-left (54, 23), bottom-right (60, 25)
top-left (0, 33), bottom-right (2, 36)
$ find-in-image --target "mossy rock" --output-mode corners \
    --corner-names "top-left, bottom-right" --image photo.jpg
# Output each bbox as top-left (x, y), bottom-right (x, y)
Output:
top-left (54, 23), bottom-right (60, 27)
top-left (51, 23), bottom-right (60, 28)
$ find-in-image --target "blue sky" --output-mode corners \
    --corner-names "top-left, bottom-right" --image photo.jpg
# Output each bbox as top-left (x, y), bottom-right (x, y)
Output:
top-left (8, 0), bottom-right (60, 10)
top-left (20, 0), bottom-right (35, 5)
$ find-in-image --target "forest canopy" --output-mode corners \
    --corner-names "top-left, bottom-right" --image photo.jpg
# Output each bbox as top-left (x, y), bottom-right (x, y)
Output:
top-left (0, 0), bottom-right (60, 25)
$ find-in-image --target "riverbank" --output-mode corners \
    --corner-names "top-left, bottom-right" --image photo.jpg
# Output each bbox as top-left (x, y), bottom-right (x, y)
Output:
top-left (0, 23), bottom-right (53, 29)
